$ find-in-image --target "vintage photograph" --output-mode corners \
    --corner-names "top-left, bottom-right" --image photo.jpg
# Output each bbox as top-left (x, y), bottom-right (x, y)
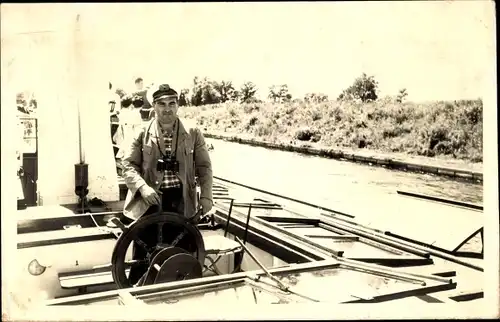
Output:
top-left (1, 1), bottom-right (497, 320)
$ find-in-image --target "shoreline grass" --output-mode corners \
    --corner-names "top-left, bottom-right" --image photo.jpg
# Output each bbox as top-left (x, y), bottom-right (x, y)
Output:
top-left (179, 98), bottom-right (483, 164)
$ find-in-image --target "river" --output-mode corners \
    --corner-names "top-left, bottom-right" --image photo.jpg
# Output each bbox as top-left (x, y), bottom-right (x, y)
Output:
top-left (206, 139), bottom-right (483, 206)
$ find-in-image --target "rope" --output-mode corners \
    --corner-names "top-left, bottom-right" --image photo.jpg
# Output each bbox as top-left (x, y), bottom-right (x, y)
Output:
top-left (203, 255), bottom-right (223, 275)
top-left (86, 211), bottom-right (122, 237)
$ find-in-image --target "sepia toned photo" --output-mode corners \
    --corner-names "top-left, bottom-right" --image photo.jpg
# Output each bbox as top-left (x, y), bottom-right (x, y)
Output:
top-left (1, 1), bottom-right (498, 320)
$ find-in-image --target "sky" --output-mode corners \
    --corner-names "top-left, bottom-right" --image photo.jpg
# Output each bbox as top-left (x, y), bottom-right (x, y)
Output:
top-left (1, 1), bottom-right (496, 102)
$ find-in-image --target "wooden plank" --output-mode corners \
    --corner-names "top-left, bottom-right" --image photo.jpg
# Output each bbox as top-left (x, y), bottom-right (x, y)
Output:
top-left (318, 222), bottom-right (420, 257)
top-left (17, 205), bottom-right (77, 219)
top-left (432, 271), bottom-right (456, 277)
top-left (448, 289), bottom-right (484, 302)
top-left (18, 226), bottom-right (113, 244)
top-left (279, 227), bottom-right (332, 237)
top-left (396, 190), bottom-right (483, 211)
top-left (60, 269), bottom-right (130, 289)
top-left (280, 225), bottom-right (317, 229)
top-left (415, 294), bottom-right (451, 303)
top-left (305, 235), bottom-right (359, 241)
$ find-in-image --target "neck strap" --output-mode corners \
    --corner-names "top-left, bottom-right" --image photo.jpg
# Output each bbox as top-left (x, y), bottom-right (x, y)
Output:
top-left (156, 118), bottom-right (180, 158)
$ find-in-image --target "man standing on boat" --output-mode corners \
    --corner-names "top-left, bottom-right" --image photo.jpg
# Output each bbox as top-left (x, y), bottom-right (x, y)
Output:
top-left (119, 83), bottom-right (213, 285)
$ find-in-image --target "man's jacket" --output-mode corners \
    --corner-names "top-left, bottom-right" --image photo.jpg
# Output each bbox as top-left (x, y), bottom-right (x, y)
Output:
top-left (121, 118), bottom-right (213, 220)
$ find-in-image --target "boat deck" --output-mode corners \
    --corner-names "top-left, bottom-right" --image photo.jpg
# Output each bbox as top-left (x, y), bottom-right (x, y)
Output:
top-left (15, 176), bottom-right (484, 306)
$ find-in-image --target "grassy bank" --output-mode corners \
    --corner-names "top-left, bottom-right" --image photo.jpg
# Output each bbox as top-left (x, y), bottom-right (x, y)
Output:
top-left (179, 98), bottom-right (483, 163)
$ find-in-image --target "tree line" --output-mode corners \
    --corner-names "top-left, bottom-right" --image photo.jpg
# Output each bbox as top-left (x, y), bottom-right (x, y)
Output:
top-left (116, 73), bottom-right (410, 108)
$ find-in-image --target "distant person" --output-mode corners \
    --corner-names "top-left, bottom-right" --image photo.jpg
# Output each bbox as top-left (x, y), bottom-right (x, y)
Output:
top-left (133, 77), bottom-right (152, 119)
top-left (132, 78), bottom-right (145, 108)
top-left (132, 77), bottom-right (151, 108)
top-left (113, 83), bottom-right (142, 163)
top-left (109, 82), bottom-right (121, 122)
top-left (16, 92), bottom-right (29, 115)
top-left (27, 92), bottom-right (37, 113)
top-left (134, 77), bottom-right (144, 91)
top-left (121, 93), bottom-right (133, 108)
top-left (118, 83), bottom-right (213, 285)
top-left (109, 82), bottom-right (125, 164)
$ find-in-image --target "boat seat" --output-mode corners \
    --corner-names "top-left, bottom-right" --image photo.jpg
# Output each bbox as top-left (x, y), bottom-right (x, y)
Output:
top-left (58, 235), bottom-right (242, 292)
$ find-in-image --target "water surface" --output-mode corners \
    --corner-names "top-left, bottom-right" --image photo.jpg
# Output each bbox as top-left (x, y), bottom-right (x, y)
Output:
top-left (207, 139), bottom-right (483, 205)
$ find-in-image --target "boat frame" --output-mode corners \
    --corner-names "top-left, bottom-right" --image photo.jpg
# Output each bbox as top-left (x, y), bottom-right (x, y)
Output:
top-left (44, 259), bottom-right (457, 306)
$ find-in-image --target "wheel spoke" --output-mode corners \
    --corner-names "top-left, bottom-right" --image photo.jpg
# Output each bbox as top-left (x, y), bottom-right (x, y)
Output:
top-left (157, 223), bottom-right (164, 244)
top-left (126, 259), bottom-right (148, 267)
top-left (171, 229), bottom-right (187, 247)
top-left (133, 237), bottom-right (153, 253)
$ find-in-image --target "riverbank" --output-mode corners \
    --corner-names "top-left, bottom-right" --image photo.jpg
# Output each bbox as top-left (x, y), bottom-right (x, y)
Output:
top-left (204, 132), bottom-right (482, 182)
top-left (178, 99), bottom-right (483, 182)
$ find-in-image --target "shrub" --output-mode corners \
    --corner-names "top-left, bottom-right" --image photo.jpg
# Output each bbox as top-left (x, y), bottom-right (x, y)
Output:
top-left (295, 127), bottom-right (320, 141)
top-left (338, 73), bottom-right (379, 102)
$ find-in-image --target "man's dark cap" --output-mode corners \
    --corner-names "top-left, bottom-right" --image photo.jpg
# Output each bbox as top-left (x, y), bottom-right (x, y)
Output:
top-left (149, 84), bottom-right (179, 102)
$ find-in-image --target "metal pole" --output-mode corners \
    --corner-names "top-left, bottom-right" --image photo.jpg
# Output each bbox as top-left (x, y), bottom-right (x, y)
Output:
top-left (242, 203), bottom-right (252, 245)
top-left (223, 199), bottom-right (234, 237)
top-left (396, 190), bottom-right (483, 211)
top-left (234, 237), bottom-right (320, 303)
top-left (74, 13), bottom-right (84, 164)
top-left (234, 236), bottom-right (288, 291)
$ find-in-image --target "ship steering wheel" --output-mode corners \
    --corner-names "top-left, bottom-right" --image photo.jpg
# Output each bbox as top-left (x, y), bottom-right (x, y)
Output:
top-left (110, 212), bottom-right (206, 289)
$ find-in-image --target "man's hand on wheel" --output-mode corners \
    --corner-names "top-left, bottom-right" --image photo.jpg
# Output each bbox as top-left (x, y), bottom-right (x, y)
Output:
top-left (139, 185), bottom-right (160, 206)
top-left (200, 198), bottom-right (213, 215)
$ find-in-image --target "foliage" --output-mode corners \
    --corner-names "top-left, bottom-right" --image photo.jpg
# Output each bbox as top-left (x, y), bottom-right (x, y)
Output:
top-left (190, 76), bottom-right (222, 106)
top-left (212, 80), bottom-right (238, 103)
top-left (304, 93), bottom-right (328, 103)
top-left (179, 88), bottom-right (190, 106)
top-left (240, 81), bottom-right (258, 103)
top-left (337, 73), bottom-right (379, 102)
top-left (268, 84), bottom-right (292, 103)
top-left (396, 88), bottom-right (408, 103)
top-left (179, 99), bottom-right (483, 162)
top-left (112, 74), bottom-right (482, 163)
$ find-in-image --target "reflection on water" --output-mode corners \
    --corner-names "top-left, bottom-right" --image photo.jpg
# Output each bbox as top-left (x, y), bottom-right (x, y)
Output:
top-left (208, 140), bottom-right (483, 204)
